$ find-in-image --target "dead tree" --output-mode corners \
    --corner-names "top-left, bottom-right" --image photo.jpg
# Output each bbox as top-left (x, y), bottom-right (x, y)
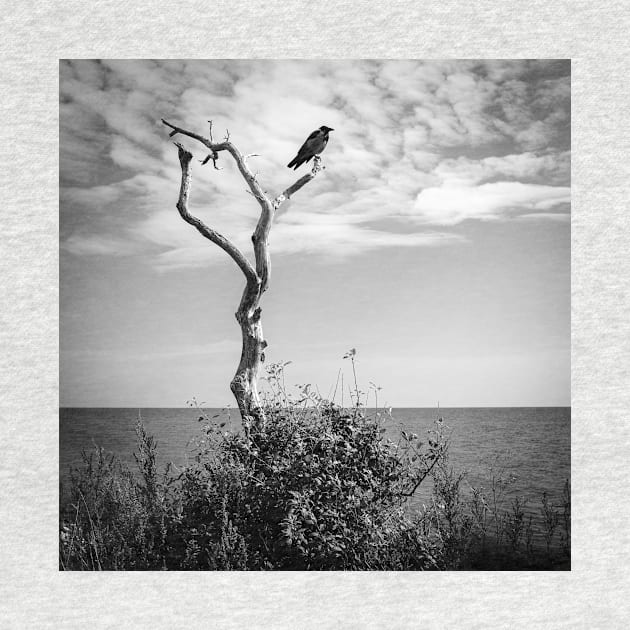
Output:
top-left (161, 118), bottom-right (324, 425)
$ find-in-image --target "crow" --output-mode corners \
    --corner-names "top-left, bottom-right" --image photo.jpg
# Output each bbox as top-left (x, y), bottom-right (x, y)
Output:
top-left (287, 126), bottom-right (334, 170)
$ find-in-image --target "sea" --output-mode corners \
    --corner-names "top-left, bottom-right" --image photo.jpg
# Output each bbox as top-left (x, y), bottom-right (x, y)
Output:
top-left (60, 406), bottom-right (570, 550)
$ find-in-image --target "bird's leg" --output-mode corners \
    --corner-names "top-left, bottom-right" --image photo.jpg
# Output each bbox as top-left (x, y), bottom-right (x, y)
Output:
top-left (312, 155), bottom-right (324, 173)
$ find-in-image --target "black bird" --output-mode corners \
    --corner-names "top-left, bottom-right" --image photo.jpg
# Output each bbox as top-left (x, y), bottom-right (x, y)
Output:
top-left (287, 126), bottom-right (334, 170)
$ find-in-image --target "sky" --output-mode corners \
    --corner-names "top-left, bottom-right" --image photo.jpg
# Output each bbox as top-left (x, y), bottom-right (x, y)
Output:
top-left (60, 59), bottom-right (570, 408)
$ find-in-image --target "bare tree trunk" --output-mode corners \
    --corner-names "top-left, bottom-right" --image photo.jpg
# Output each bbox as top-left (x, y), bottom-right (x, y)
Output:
top-left (231, 294), bottom-right (266, 423)
top-left (162, 119), bottom-right (324, 423)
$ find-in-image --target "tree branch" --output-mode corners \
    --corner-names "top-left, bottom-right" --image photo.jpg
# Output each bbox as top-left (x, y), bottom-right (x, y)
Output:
top-left (162, 118), bottom-right (268, 202)
top-left (173, 142), bottom-right (257, 284)
top-left (251, 156), bottom-right (325, 293)
top-left (163, 118), bottom-right (325, 297)
top-left (162, 118), bottom-right (218, 149)
top-left (398, 445), bottom-right (447, 498)
top-left (272, 155), bottom-right (325, 210)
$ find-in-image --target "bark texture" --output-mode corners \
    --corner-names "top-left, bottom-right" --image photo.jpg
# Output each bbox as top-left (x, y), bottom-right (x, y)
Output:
top-left (163, 119), bottom-right (324, 423)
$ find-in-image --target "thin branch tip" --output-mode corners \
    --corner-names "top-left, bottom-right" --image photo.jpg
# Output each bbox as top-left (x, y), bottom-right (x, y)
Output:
top-left (162, 118), bottom-right (178, 134)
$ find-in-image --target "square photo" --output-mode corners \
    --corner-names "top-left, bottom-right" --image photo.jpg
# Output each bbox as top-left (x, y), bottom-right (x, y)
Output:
top-left (59, 59), bottom-right (570, 571)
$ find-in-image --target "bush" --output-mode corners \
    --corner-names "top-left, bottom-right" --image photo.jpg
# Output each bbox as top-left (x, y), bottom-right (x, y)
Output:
top-left (60, 394), bottom-right (448, 570)
top-left (59, 362), bottom-right (570, 571)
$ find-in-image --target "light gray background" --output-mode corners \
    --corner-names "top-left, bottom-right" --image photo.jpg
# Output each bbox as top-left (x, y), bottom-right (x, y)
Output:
top-left (1, 1), bottom-right (629, 628)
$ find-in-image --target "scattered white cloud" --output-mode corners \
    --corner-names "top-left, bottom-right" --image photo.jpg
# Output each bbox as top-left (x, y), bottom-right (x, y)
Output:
top-left (432, 151), bottom-right (570, 187)
top-left (413, 182), bottom-right (570, 225)
top-left (63, 234), bottom-right (140, 257)
top-left (60, 60), bottom-right (570, 269)
top-left (269, 222), bottom-right (465, 260)
top-left (517, 212), bottom-right (570, 222)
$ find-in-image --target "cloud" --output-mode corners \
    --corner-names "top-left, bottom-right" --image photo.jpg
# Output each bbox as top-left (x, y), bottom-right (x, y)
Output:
top-left (60, 60), bottom-right (570, 269)
top-left (412, 181), bottom-right (570, 225)
top-left (62, 234), bottom-right (141, 257)
top-left (150, 219), bottom-right (465, 270)
top-left (269, 222), bottom-right (465, 259)
top-left (491, 73), bottom-right (570, 151)
top-left (517, 212), bottom-right (570, 222)
top-left (433, 151), bottom-right (570, 187)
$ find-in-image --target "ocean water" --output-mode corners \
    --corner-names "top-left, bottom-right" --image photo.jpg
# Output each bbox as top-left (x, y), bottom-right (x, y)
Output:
top-left (59, 406), bottom-right (570, 549)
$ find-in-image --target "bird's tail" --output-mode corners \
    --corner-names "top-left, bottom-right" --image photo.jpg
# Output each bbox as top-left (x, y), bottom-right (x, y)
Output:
top-left (287, 156), bottom-right (300, 169)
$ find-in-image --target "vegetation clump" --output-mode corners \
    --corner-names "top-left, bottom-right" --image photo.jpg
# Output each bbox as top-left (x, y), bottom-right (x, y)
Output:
top-left (61, 398), bottom-right (445, 569)
top-left (60, 362), bottom-right (570, 571)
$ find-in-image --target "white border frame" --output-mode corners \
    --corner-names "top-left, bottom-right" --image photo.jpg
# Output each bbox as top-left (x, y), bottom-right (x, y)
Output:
top-left (2, 1), bottom-right (629, 626)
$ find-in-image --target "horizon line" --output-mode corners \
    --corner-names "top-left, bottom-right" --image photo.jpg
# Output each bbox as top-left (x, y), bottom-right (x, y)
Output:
top-left (59, 404), bottom-right (572, 409)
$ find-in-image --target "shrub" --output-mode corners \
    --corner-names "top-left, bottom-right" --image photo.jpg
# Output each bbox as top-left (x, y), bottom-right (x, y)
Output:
top-left (181, 399), bottom-right (448, 570)
top-left (59, 362), bottom-right (570, 571)
top-left (60, 392), bottom-right (448, 570)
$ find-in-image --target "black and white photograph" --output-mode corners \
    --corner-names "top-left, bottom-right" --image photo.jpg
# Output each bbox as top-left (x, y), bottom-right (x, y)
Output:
top-left (59, 59), bottom-right (570, 571)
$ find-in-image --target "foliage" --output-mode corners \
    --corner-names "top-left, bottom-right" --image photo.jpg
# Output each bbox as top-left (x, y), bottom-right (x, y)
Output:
top-left (421, 452), bottom-right (571, 569)
top-left (60, 360), bottom-right (570, 571)
top-left (60, 363), bottom-right (447, 570)
top-left (59, 433), bottom-right (172, 570)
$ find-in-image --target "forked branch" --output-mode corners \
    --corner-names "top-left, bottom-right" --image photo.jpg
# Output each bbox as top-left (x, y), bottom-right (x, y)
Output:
top-left (162, 118), bottom-right (267, 204)
top-left (174, 143), bottom-right (256, 283)
top-left (163, 118), bottom-right (324, 293)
